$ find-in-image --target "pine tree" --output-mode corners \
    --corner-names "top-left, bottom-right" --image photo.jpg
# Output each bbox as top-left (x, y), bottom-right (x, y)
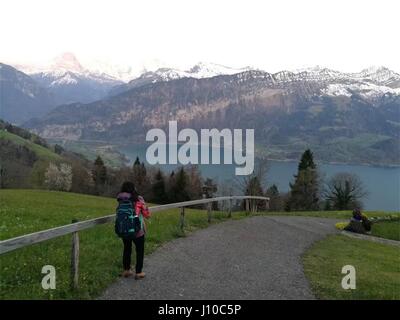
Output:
top-left (173, 167), bottom-right (190, 203)
top-left (266, 184), bottom-right (284, 211)
top-left (166, 171), bottom-right (176, 203)
top-left (92, 156), bottom-right (107, 194)
top-left (152, 169), bottom-right (167, 204)
top-left (267, 184), bottom-right (279, 196)
top-left (132, 157), bottom-right (149, 195)
top-left (186, 166), bottom-right (204, 200)
top-left (287, 149), bottom-right (320, 211)
top-left (298, 149), bottom-right (316, 171)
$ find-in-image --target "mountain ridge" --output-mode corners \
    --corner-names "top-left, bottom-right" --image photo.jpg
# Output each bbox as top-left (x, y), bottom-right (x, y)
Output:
top-left (10, 53), bottom-right (124, 106)
top-left (9, 52), bottom-right (400, 101)
top-left (25, 66), bottom-right (400, 166)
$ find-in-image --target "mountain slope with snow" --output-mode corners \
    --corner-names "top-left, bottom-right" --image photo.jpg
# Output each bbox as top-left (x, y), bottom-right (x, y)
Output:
top-left (109, 62), bottom-right (252, 96)
top-left (26, 64), bottom-right (400, 166)
top-left (14, 53), bottom-right (124, 105)
top-left (110, 63), bottom-right (400, 99)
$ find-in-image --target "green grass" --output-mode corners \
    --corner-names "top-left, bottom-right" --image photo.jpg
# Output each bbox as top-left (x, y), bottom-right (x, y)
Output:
top-left (261, 210), bottom-right (399, 220)
top-left (47, 139), bottom-right (127, 168)
top-left (1, 189), bottom-right (398, 299)
top-left (0, 130), bottom-right (62, 162)
top-left (371, 220), bottom-right (400, 241)
top-left (303, 235), bottom-right (400, 299)
top-left (0, 189), bottom-right (248, 299)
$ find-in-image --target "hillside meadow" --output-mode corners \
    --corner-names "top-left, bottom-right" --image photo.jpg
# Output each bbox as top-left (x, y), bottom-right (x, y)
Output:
top-left (0, 189), bottom-right (398, 299)
top-left (0, 189), bottom-right (246, 299)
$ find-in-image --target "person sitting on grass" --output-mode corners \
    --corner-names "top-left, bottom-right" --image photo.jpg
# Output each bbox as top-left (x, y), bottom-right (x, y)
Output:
top-left (344, 208), bottom-right (371, 234)
top-left (116, 181), bottom-right (151, 279)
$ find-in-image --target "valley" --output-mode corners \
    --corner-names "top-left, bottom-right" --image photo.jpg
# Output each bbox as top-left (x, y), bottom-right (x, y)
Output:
top-left (1, 54), bottom-right (399, 180)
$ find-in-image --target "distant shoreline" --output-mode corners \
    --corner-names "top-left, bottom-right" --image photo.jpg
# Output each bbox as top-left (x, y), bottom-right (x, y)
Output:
top-left (264, 157), bottom-right (400, 169)
top-left (49, 138), bottom-right (400, 169)
top-left (118, 142), bottom-right (400, 169)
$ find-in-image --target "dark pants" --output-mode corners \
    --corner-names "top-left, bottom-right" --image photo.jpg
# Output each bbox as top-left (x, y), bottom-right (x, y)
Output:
top-left (122, 235), bottom-right (145, 273)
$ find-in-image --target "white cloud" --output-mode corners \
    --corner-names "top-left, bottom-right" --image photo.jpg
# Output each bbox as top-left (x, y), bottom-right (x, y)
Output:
top-left (1, 0), bottom-right (399, 73)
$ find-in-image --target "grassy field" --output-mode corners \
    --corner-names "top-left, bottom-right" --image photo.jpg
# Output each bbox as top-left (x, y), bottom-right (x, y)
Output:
top-left (0, 130), bottom-right (62, 162)
top-left (303, 235), bottom-right (400, 299)
top-left (0, 189), bottom-right (248, 299)
top-left (47, 139), bottom-right (127, 168)
top-left (257, 210), bottom-right (399, 299)
top-left (1, 189), bottom-right (398, 299)
top-left (371, 220), bottom-right (400, 241)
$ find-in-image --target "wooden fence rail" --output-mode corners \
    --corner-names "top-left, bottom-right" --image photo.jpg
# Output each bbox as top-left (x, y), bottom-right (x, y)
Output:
top-left (0, 195), bottom-right (269, 289)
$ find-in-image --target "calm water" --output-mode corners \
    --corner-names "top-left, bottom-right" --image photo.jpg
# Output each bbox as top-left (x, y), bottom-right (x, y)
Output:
top-left (119, 144), bottom-right (400, 212)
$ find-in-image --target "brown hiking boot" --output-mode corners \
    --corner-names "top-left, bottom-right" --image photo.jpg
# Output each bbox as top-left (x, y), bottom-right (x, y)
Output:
top-left (122, 269), bottom-right (134, 278)
top-left (135, 272), bottom-right (146, 280)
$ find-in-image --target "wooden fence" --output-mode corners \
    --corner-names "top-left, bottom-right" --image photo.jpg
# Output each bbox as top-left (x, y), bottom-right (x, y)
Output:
top-left (0, 195), bottom-right (269, 289)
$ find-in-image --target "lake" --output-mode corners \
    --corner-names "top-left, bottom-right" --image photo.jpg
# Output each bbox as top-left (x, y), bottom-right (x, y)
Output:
top-left (118, 144), bottom-right (400, 212)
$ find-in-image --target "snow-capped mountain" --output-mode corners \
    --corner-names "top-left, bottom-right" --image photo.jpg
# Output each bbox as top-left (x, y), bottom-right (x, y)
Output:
top-left (6, 53), bottom-right (256, 117)
top-left (321, 82), bottom-right (400, 98)
top-left (14, 53), bottom-right (124, 105)
top-left (133, 61), bottom-right (251, 81)
top-left (188, 62), bottom-right (252, 78)
top-left (27, 63), bottom-right (400, 166)
top-left (13, 54), bottom-right (253, 103)
top-left (15, 52), bottom-right (118, 81)
top-left (139, 62), bottom-right (251, 80)
top-left (5, 50), bottom-right (400, 132)
top-left (250, 66), bottom-right (400, 99)
top-left (351, 66), bottom-right (400, 87)
top-left (81, 58), bottom-right (140, 83)
top-left (109, 62), bottom-right (252, 96)
top-left (109, 62), bottom-right (400, 99)
top-left (51, 52), bottom-right (84, 74)
top-left (312, 66), bottom-right (400, 98)
top-left (19, 52), bottom-right (399, 102)
top-left (292, 65), bottom-right (400, 85)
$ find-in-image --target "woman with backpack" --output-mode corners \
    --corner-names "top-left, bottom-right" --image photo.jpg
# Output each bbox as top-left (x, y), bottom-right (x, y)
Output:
top-left (115, 181), bottom-right (150, 279)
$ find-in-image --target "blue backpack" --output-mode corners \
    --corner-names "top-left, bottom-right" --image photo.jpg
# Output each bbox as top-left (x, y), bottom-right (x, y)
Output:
top-left (115, 199), bottom-right (142, 238)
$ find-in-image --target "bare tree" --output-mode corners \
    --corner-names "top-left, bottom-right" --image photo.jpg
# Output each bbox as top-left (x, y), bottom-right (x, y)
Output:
top-left (323, 172), bottom-right (368, 210)
top-left (234, 159), bottom-right (268, 195)
top-left (234, 159), bottom-right (269, 210)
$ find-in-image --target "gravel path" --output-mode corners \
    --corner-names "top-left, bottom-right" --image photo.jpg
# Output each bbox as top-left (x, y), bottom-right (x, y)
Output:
top-left (100, 216), bottom-right (340, 300)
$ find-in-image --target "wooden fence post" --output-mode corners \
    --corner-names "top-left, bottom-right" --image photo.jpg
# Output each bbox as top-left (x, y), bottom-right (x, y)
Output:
top-left (207, 202), bottom-right (212, 223)
top-left (245, 199), bottom-right (250, 215)
top-left (70, 219), bottom-right (79, 290)
top-left (228, 196), bottom-right (232, 218)
top-left (180, 207), bottom-right (185, 232)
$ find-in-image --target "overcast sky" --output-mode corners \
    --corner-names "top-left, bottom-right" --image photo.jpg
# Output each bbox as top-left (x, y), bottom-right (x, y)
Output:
top-left (1, 0), bottom-right (399, 73)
